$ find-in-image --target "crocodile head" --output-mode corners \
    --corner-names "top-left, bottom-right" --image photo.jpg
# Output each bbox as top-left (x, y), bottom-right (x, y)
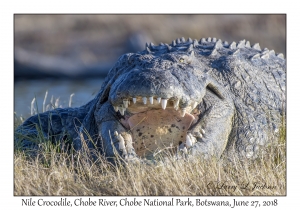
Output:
top-left (107, 43), bottom-right (226, 158)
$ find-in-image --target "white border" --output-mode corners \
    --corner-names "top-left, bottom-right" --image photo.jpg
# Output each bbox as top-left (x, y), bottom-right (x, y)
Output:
top-left (2, 0), bottom-right (298, 208)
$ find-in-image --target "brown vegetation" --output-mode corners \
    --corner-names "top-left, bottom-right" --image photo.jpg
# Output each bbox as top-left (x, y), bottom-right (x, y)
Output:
top-left (14, 122), bottom-right (286, 196)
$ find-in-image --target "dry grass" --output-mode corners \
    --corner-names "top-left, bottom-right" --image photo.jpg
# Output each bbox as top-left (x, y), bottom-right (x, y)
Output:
top-left (14, 130), bottom-right (286, 196)
top-left (14, 96), bottom-right (286, 196)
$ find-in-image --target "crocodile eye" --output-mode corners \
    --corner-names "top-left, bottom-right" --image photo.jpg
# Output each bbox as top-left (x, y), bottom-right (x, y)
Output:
top-left (179, 58), bottom-right (184, 63)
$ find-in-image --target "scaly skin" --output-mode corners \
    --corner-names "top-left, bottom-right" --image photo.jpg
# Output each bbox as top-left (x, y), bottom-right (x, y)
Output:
top-left (15, 37), bottom-right (286, 162)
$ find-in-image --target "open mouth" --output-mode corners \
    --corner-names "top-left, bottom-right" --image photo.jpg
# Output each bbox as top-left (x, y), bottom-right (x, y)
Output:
top-left (112, 96), bottom-right (201, 158)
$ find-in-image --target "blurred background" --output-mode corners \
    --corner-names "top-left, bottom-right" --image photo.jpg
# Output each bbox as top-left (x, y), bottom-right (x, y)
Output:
top-left (14, 14), bottom-right (286, 118)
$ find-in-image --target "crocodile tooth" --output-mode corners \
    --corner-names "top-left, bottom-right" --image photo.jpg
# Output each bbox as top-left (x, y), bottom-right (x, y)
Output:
top-left (180, 108), bottom-right (186, 117)
top-left (174, 99), bottom-right (179, 109)
top-left (172, 40), bottom-right (176, 46)
top-left (207, 37), bottom-right (212, 42)
top-left (181, 37), bottom-right (185, 42)
top-left (132, 98), bottom-right (137, 104)
top-left (176, 38), bottom-right (181, 44)
top-left (186, 134), bottom-right (193, 148)
top-left (149, 96), bottom-right (154, 104)
top-left (120, 107), bottom-right (125, 116)
top-left (143, 97), bottom-right (147, 105)
top-left (191, 101), bottom-right (197, 110)
top-left (113, 106), bottom-right (119, 112)
top-left (157, 97), bottom-right (161, 103)
top-left (252, 43), bottom-right (261, 51)
top-left (123, 100), bottom-right (129, 108)
top-left (117, 134), bottom-right (126, 151)
top-left (189, 133), bottom-right (196, 144)
top-left (194, 131), bottom-right (203, 138)
top-left (200, 128), bottom-right (205, 134)
top-left (161, 99), bottom-right (168, 110)
top-left (114, 131), bottom-right (119, 136)
top-left (188, 37), bottom-right (192, 43)
top-left (212, 37), bottom-right (217, 42)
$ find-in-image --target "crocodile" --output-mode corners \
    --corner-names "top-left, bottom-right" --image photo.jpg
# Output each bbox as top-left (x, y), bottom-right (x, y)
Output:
top-left (15, 37), bottom-right (286, 162)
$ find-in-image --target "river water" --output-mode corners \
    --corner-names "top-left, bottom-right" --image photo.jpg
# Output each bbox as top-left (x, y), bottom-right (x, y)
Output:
top-left (14, 78), bottom-right (105, 119)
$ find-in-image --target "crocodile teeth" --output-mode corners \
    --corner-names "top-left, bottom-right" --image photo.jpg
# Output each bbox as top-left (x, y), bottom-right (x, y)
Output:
top-left (132, 98), bottom-right (137, 104)
top-left (180, 108), bottom-right (186, 117)
top-left (186, 134), bottom-right (193, 148)
top-left (194, 132), bottom-right (203, 138)
top-left (117, 134), bottom-right (126, 151)
top-left (123, 100), bottom-right (129, 108)
top-left (174, 99), bottom-right (179, 109)
top-left (113, 106), bottom-right (119, 112)
top-left (191, 101), bottom-right (197, 110)
top-left (161, 99), bottom-right (168, 110)
top-left (157, 97), bottom-right (161, 103)
top-left (200, 128), bottom-right (205, 134)
top-left (143, 97), bottom-right (147, 104)
top-left (189, 133), bottom-right (197, 144)
top-left (119, 107), bottom-right (125, 116)
top-left (114, 131), bottom-right (119, 136)
top-left (149, 96), bottom-right (154, 104)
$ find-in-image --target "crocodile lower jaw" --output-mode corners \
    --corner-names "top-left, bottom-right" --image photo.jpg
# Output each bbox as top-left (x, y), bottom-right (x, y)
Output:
top-left (125, 108), bottom-right (196, 157)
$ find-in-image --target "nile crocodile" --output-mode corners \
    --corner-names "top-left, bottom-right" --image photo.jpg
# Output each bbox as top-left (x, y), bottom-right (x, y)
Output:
top-left (15, 37), bottom-right (286, 161)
